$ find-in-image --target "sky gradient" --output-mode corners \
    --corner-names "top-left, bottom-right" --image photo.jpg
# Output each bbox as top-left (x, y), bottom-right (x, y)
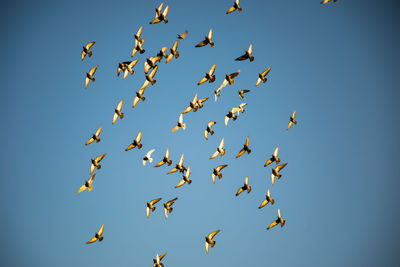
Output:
top-left (0, 0), bottom-right (399, 266)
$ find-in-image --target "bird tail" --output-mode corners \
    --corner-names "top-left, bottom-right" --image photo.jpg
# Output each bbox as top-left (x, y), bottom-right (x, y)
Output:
top-left (221, 149), bottom-right (226, 156)
top-left (209, 41), bottom-right (214, 47)
top-left (120, 112), bottom-right (124, 119)
top-left (247, 149), bottom-right (251, 154)
top-left (98, 236), bottom-right (104, 242)
top-left (210, 130), bottom-right (214, 135)
top-left (248, 186), bottom-right (252, 193)
top-left (140, 49), bottom-right (145, 54)
top-left (138, 143), bottom-right (143, 149)
top-left (263, 77), bottom-right (267, 83)
top-left (211, 241), bottom-right (216, 247)
top-left (164, 19), bottom-right (168, 24)
top-left (151, 206), bottom-right (156, 212)
top-left (218, 173), bottom-right (222, 179)
top-left (187, 179), bottom-right (192, 184)
top-left (167, 159), bottom-right (172, 166)
top-left (238, 7), bottom-right (243, 12)
top-left (96, 138), bottom-right (101, 143)
top-left (151, 79), bottom-right (156, 85)
top-left (92, 77), bottom-right (96, 82)
top-left (141, 96), bottom-right (146, 101)
top-left (210, 75), bottom-right (216, 82)
top-left (88, 51), bottom-right (93, 57)
top-left (88, 185), bottom-right (93, 192)
top-left (277, 173), bottom-right (282, 178)
top-left (175, 51), bottom-right (180, 59)
top-left (97, 164), bottom-right (101, 170)
top-left (276, 158), bottom-right (281, 164)
top-left (182, 123), bottom-right (186, 130)
top-left (270, 198), bottom-right (275, 205)
top-left (249, 56), bottom-right (254, 62)
top-left (149, 158), bottom-right (153, 163)
top-left (294, 120), bottom-right (297, 125)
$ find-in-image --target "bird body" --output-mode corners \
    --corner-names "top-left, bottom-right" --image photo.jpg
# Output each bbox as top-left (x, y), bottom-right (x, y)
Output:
top-left (238, 89), bottom-right (250, 99)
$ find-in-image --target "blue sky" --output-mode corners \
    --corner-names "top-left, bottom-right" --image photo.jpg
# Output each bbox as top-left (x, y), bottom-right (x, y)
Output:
top-left (0, 0), bottom-right (399, 266)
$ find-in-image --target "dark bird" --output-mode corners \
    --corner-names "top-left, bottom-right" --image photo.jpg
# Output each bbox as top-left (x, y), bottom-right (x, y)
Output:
top-left (226, 0), bottom-right (242, 14)
top-left (86, 224), bottom-right (104, 244)
top-left (195, 29), bottom-right (214, 47)
top-left (198, 64), bottom-right (216, 85)
top-left (77, 174), bottom-right (96, 194)
top-left (236, 136), bottom-right (251, 158)
top-left (204, 121), bottom-right (216, 140)
top-left (267, 209), bottom-right (285, 230)
top-left (163, 198), bottom-right (178, 219)
top-left (287, 110), bottom-right (297, 131)
top-left (256, 67), bottom-right (271, 87)
top-left (125, 131), bottom-right (143, 151)
top-left (90, 153), bottom-right (106, 175)
top-left (81, 41), bottom-right (95, 61)
top-left (85, 126), bottom-right (102, 146)
top-left (235, 44), bottom-right (254, 62)
top-left (238, 89), bottom-right (250, 99)
top-left (154, 148), bottom-right (172, 167)
top-left (212, 164), bottom-right (228, 184)
top-left (177, 30), bottom-right (188, 39)
top-left (258, 189), bottom-right (275, 209)
top-left (236, 176), bottom-right (251, 196)
top-left (271, 163), bottom-right (288, 185)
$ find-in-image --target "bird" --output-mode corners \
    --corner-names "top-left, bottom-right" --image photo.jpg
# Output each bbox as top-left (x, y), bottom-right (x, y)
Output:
top-left (81, 41), bottom-right (95, 61)
top-left (155, 148), bottom-right (172, 167)
top-left (258, 189), bottom-right (275, 209)
top-left (267, 209), bottom-right (286, 230)
top-left (167, 154), bottom-right (186, 174)
top-left (153, 253), bottom-right (167, 267)
top-left (235, 176), bottom-right (251, 196)
top-left (212, 164), bottom-right (228, 184)
top-left (236, 136), bottom-right (251, 158)
top-left (85, 65), bottom-right (98, 89)
top-left (143, 149), bottom-right (155, 166)
top-left (215, 70), bottom-right (241, 101)
top-left (256, 67), bottom-right (271, 87)
top-left (117, 62), bottom-right (128, 77)
top-left (205, 230), bottom-right (220, 254)
top-left (133, 85), bottom-right (147, 108)
top-left (171, 114), bottom-right (186, 133)
top-left (112, 100), bottom-right (124, 125)
top-left (77, 174), bottom-right (96, 194)
top-left (264, 146), bottom-right (281, 167)
top-left (166, 40), bottom-right (180, 63)
top-left (122, 59), bottom-right (139, 80)
top-left (150, 3), bottom-right (169, 24)
top-left (196, 96), bottom-right (209, 110)
top-left (235, 44), bottom-right (254, 62)
top-left (145, 65), bottom-right (159, 86)
top-left (321, 0), bottom-right (337, 4)
top-left (210, 138), bottom-right (226, 159)
top-left (156, 47), bottom-right (169, 62)
top-left (225, 107), bottom-right (240, 126)
top-left (175, 166), bottom-right (191, 188)
top-left (131, 38), bottom-right (146, 58)
top-left (204, 121), bottom-right (216, 140)
top-left (226, 0), bottom-right (242, 14)
top-left (238, 102), bottom-right (247, 114)
top-left (86, 224), bottom-right (104, 244)
top-left (90, 153), bottom-right (106, 175)
top-left (85, 126), bottom-right (102, 146)
top-left (238, 89), bottom-right (250, 99)
top-left (125, 131), bottom-right (143, 151)
top-left (163, 198), bottom-right (178, 219)
top-left (134, 25), bottom-right (144, 44)
top-left (177, 30), bottom-right (188, 39)
top-left (195, 28), bottom-right (214, 47)
top-left (147, 198), bottom-right (162, 218)
top-left (198, 64), bottom-right (216, 85)
top-left (144, 56), bottom-right (159, 74)
top-left (182, 93), bottom-right (199, 114)
top-left (287, 110), bottom-right (297, 131)
top-left (271, 163), bottom-right (288, 185)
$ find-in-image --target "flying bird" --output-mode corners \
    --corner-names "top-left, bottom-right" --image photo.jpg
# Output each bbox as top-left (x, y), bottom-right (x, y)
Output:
top-left (144, 56), bottom-right (159, 74)
top-left (81, 41), bottom-right (95, 61)
top-left (235, 176), bottom-right (251, 196)
top-left (205, 230), bottom-right (220, 254)
top-left (238, 89), bottom-right (250, 99)
top-left (210, 138), bottom-right (226, 159)
top-left (133, 85), bottom-right (147, 108)
top-left (153, 253), bottom-right (167, 267)
top-left (163, 198), bottom-right (178, 219)
top-left (143, 149), bottom-right (155, 166)
top-left (86, 224), bottom-right (104, 244)
top-left (198, 64), bottom-right (216, 85)
top-left (226, 0), bottom-right (242, 14)
top-left (136, 65), bottom-right (159, 98)
top-left (225, 107), bottom-right (240, 126)
top-left (175, 166), bottom-right (192, 188)
top-left (271, 163), bottom-right (288, 185)
top-left (134, 26), bottom-right (144, 44)
top-left (196, 96), bottom-right (209, 110)
top-left (236, 136), bottom-right (251, 158)
top-left (155, 148), bottom-right (172, 167)
top-left (195, 29), bottom-right (214, 47)
top-left (238, 103), bottom-right (247, 114)
top-left (212, 164), bottom-right (228, 184)
top-left (267, 209), bottom-right (285, 230)
top-left (156, 47), bottom-right (169, 62)
top-left (77, 174), bottom-right (96, 194)
top-left (177, 30), bottom-right (188, 39)
top-left (204, 121), bottom-right (216, 140)
top-left (146, 197), bottom-right (162, 218)
top-left (215, 70), bottom-right (241, 101)
top-left (287, 110), bottom-right (297, 131)
top-left (235, 44), bottom-right (254, 62)
top-left (125, 131), bottom-right (143, 151)
top-left (256, 67), bottom-right (271, 87)
top-left (264, 146), bottom-right (281, 167)
top-left (321, 0), bottom-right (337, 4)
top-left (85, 65), bottom-right (98, 89)
top-left (85, 126), bottom-right (102, 146)
top-left (131, 38), bottom-right (145, 58)
top-left (166, 40), bottom-right (180, 63)
top-left (258, 189), bottom-right (275, 209)
top-left (90, 153), bottom-right (106, 175)
top-left (182, 93), bottom-right (199, 114)
top-left (150, 3), bottom-right (169, 24)
top-left (167, 154), bottom-right (186, 174)
top-left (112, 100), bottom-right (124, 125)
top-left (120, 59), bottom-right (139, 79)
top-left (171, 114), bottom-right (186, 133)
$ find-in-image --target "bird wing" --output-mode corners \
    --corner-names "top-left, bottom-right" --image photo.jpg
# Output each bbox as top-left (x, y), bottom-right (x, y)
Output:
top-left (205, 241), bottom-right (210, 254)
top-left (85, 137), bottom-right (95, 146)
top-left (209, 229), bottom-right (220, 239)
top-left (167, 197), bottom-right (178, 205)
top-left (195, 40), bottom-right (207, 47)
top-left (167, 167), bottom-right (178, 174)
top-left (226, 5), bottom-right (236, 14)
top-left (236, 149), bottom-right (245, 158)
top-left (144, 61), bottom-right (152, 74)
top-left (210, 150), bottom-right (219, 159)
top-left (86, 236), bottom-right (98, 244)
top-left (292, 110), bottom-right (296, 118)
top-left (245, 136), bottom-right (249, 146)
top-left (262, 67), bottom-right (271, 77)
top-left (175, 179), bottom-right (186, 188)
top-left (88, 173), bottom-right (96, 184)
top-left (178, 30), bottom-right (188, 39)
top-left (90, 163), bottom-right (95, 175)
top-left (259, 199), bottom-right (268, 209)
top-left (116, 100), bottom-right (123, 111)
top-left (140, 80), bottom-right (150, 91)
top-left (235, 54), bottom-right (248, 61)
top-left (123, 69), bottom-right (130, 80)
top-left (150, 17), bottom-right (161, 24)
top-left (178, 154), bottom-right (184, 166)
top-left (182, 106), bottom-right (192, 114)
top-left (85, 77), bottom-right (90, 89)
top-left (136, 131), bottom-right (142, 143)
top-left (207, 28), bottom-right (213, 39)
top-left (150, 198), bottom-right (162, 205)
top-left (287, 121), bottom-right (293, 131)
top-left (97, 224), bottom-right (104, 236)
top-left (171, 125), bottom-right (180, 133)
top-left (164, 207), bottom-right (168, 219)
top-left (81, 51), bottom-right (86, 61)
top-left (239, 103), bottom-right (247, 110)
top-left (95, 126), bottom-right (102, 137)
top-left (264, 158), bottom-right (273, 167)
top-left (77, 184), bottom-right (87, 194)
top-left (248, 44), bottom-right (252, 54)
top-left (136, 26), bottom-right (142, 38)
top-left (255, 77), bottom-right (262, 87)
top-left (146, 149), bottom-right (155, 158)
top-left (89, 65), bottom-right (98, 76)
top-left (212, 173), bottom-right (216, 184)
top-left (198, 77), bottom-right (208, 85)
top-left (149, 65), bottom-right (158, 78)
top-left (185, 166), bottom-right (191, 178)
top-left (209, 63), bottom-right (216, 75)
top-left (112, 112), bottom-right (118, 124)
top-left (156, 2), bottom-right (164, 16)
top-left (267, 219), bottom-right (279, 230)
top-left (224, 116), bottom-right (230, 126)
top-left (208, 121), bottom-right (216, 128)
top-left (271, 173), bottom-right (276, 185)
top-left (276, 163), bottom-right (287, 172)
top-left (229, 70), bottom-right (240, 79)
top-left (146, 206), bottom-right (150, 218)
top-left (178, 113), bottom-right (183, 123)
top-left (154, 160), bottom-right (165, 167)
top-left (132, 96), bottom-right (141, 108)
top-left (166, 53), bottom-right (174, 63)
top-left (86, 41), bottom-right (95, 50)
top-left (273, 146), bottom-right (279, 157)
top-left (267, 188), bottom-right (271, 198)
top-left (204, 129), bottom-right (209, 140)
top-left (162, 5), bottom-right (169, 16)
top-left (219, 138), bottom-right (224, 149)
top-left (95, 153), bottom-right (106, 162)
top-left (198, 97), bottom-right (208, 104)
top-left (165, 148), bottom-right (169, 158)
top-left (172, 40), bottom-right (179, 51)
top-left (159, 253), bottom-right (167, 261)
top-left (216, 164), bottom-right (227, 172)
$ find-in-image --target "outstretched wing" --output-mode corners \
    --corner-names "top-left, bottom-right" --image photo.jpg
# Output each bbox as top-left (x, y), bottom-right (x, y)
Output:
top-left (209, 150), bottom-right (219, 159)
top-left (85, 137), bottom-right (95, 146)
top-left (235, 53), bottom-right (248, 61)
top-left (207, 28), bottom-right (213, 39)
top-left (236, 149), bottom-right (245, 158)
top-left (198, 76), bottom-right (208, 85)
top-left (208, 229), bottom-right (220, 239)
top-left (89, 65), bottom-right (98, 76)
top-left (77, 184), bottom-right (87, 194)
top-left (267, 219), bottom-right (279, 230)
top-left (195, 40), bottom-right (207, 47)
top-left (175, 179), bottom-right (186, 188)
top-left (262, 67), bottom-right (271, 77)
top-left (86, 236), bottom-right (98, 244)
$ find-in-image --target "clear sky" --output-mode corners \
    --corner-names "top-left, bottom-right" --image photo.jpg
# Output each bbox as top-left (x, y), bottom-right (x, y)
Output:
top-left (0, 0), bottom-right (399, 266)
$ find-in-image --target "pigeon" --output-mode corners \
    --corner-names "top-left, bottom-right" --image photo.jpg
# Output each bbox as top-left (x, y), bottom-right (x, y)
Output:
top-left (112, 100), bottom-right (124, 125)
top-left (195, 29), bottom-right (214, 47)
top-left (144, 56), bottom-right (159, 74)
top-left (236, 136), bottom-right (251, 158)
top-left (256, 67), bottom-right (271, 87)
top-left (85, 126), bottom-right (102, 146)
top-left (134, 26), bottom-right (144, 44)
top-left (198, 64), bottom-right (216, 85)
top-left (86, 224), bottom-right (104, 244)
top-left (321, 0), bottom-right (337, 4)
top-left (204, 121), bottom-right (216, 140)
top-left (81, 41), bottom-right (95, 61)
top-left (121, 59), bottom-right (139, 79)
top-left (90, 153), bottom-right (106, 175)
top-left (212, 164), bottom-right (228, 184)
top-left (146, 197), bottom-right (162, 218)
top-left (131, 38), bottom-right (146, 58)
top-left (175, 166), bottom-right (192, 188)
top-left (271, 163), bottom-right (288, 185)
top-left (155, 148), bottom-right (172, 167)
top-left (167, 154), bottom-right (187, 174)
top-left (235, 176), bottom-right (251, 196)
top-left (177, 30), bottom-right (188, 39)
top-left (238, 89), bottom-right (250, 99)
top-left (267, 209), bottom-right (286, 230)
top-left (171, 114), bottom-right (186, 133)
top-left (77, 174), bottom-right (96, 194)
top-left (166, 40), bottom-right (179, 63)
top-left (238, 103), bottom-right (247, 114)
top-left (215, 70), bottom-right (240, 100)
top-left (153, 253), bottom-right (167, 267)
top-left (125, 131), bottom-right (143, 151)
top-left (182, 93), bottom-right (199, 114)
top-left (133, 85), bottom-right (146, 108)
top-left (205, 230), bottom-right (220, 254)
top-left (259, 189), bottom-right (275, 209)
top-left (225, 107), bottom-right (240, 126)
top-left (85, 65), bottom-right (98, 88)
top-left (287, 110), bottom-right (297, 131)
top-left (226, 0), bottom-right (242, 14)
top-left (264, 146), bottom-right (281, 167)
top-left (210, 138), bottom-right (226, 159)
top-left (163, 198), bottom-right (178, 219)
top-left (150, 3), bottom-right (169, 24)
top-left (235, 44), bottom-right (254, 62)
top-left (143, 149), bottom-right (155, 166)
